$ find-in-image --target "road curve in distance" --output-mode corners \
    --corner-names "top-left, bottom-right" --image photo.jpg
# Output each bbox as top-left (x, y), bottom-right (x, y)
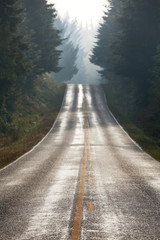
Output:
top-left (0, 84), bottom-right (160, 240)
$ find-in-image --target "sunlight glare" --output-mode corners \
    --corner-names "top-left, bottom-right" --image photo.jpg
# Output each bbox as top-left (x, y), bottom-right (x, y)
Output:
top-left (48, 0), bottom-right (108, 25)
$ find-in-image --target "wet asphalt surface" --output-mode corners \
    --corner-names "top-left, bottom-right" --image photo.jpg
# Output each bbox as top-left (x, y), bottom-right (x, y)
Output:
top-left (0, 84), bottom-right (160, 240)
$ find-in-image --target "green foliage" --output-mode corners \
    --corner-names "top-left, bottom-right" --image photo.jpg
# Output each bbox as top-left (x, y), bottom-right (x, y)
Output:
top-left (103, 84), bottom-right (160, 161)
top-left (0, 74), bottom-right (65, 169)
top-left (91, 0), bottom-right (160, 141)
top-left (0, 0), bottom-right (63, 105)
top-left (23, 0), bottom-right (62, 75)
top-left (20, 0), bottom-right (62, 92)
top-left (0, 0), bottom-right (29, 108)
top-left (0, 0), bottom-right (64, 114)
top-left (0, 0), bottom-right (68, 149)
top-left (0, 74), bottom-right (65, 141)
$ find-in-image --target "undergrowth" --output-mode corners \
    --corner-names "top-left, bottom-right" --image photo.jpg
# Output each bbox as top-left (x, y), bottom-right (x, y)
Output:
top-left (0, 74), bottom-right (66, 169)
top-left (102, 84), bottom-right (160, 161)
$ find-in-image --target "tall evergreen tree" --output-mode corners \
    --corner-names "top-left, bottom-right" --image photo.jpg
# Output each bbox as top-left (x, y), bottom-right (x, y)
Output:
top-left (0, 0), bottom-right (29, 108)
top-left (148, 44), bottom-right (160, 136)
top-left (91, 0), bottom-right (160, 136)
top-left (91, 0), bottom-right (160, 90)
top-left (90, 0), bottom-right (121, 75)
top-left (23, 0), bottom-right (62, 88)
top-left (112, 0), bottom-right (160, 94)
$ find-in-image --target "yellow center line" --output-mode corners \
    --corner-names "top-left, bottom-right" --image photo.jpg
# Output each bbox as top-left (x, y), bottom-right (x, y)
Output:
top-left (88, 163), bottom-right (92, 168)
top-left (72, 115), bottom-right (94, 239)
top-left (88, 202), bottom-right (94, 213)
top-left (72, 121), bottom-right (88, 240)
top-left (88, 178), bottom-right (93, 184)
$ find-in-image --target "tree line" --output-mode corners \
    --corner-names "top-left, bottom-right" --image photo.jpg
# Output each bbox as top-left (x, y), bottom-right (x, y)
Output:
top-left (91, 0), bottom-right (160, 139)
top-left (0, 0), bottom-right (78, 115)
top-left (52, 18), bottom-right (79, 82)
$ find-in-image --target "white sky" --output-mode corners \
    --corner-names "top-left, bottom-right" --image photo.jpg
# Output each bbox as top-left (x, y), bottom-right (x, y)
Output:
top-left (48, 0), bottom-right (108, 26)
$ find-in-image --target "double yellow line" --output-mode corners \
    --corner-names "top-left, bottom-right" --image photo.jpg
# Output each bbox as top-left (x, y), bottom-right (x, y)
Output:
top-left (72, 118), bottom-right (91, 240)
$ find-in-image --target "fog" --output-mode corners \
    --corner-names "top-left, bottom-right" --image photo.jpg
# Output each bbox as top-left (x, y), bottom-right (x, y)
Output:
top-left (56, 17), bottom-right (103, 85)
top-left (68, 23), bottom-right (102, 84)
top-left (49, 0), bottom-right (108, 85)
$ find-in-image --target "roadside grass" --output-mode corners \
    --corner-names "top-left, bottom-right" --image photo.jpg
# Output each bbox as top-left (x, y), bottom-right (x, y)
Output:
top-left (0, 75), bottom-right (66, 169)
top-left (102, 84), bottom-right (160, 161)
top-left (0, 112), bottom-right (58, 169)
top-left (122, 124), bottom-right (160, 161)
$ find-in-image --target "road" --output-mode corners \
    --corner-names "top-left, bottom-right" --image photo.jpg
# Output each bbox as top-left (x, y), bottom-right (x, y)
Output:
top-left (0, 84), bottom-right (160, 240)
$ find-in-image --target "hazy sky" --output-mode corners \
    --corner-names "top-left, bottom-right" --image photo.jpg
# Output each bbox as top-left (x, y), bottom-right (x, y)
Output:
top-left (48, 0), bottom-right (108, 26)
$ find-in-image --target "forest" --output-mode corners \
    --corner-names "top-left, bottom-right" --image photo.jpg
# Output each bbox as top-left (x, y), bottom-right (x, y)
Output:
top-left (0, 0), bottom-right (79, 167)
top-left (1, 0), bottom-right (160, 166)
top-left (91, 0), bottom-right (160, 158)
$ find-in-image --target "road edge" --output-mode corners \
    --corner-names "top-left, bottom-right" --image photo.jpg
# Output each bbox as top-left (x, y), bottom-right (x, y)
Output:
top-left (0, 85), bottom-right (67, 172)
top-left (101, 87), bottom-right (158, 162)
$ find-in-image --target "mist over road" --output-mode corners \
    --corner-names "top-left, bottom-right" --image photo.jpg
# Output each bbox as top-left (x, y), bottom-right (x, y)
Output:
top-left (0, 84), bottom-right (160, 239)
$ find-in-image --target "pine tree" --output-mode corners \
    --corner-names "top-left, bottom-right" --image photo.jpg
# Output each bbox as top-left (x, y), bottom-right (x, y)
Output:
top-left (91, 0), bottom-right (160, 136)
top-left (0, 0), bottom-right (29, 109)
top-left (112, 1), bottom-right (160, 90)
top-left (149, 45), bottom-right (160, 136)
top-left (90, 0), bottom-right (121, 76)
top-left (23, 0), bottom-right (62, 80)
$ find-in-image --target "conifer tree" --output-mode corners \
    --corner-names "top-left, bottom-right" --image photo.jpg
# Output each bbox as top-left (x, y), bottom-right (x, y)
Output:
top-left (91, 0), bottom-right (160, 136)
top-left (0, 0), bottom-right (29, 109)
top-left (112, 1), bottom-right (160, 93)
top-left (23, 0), bottom-right (62, 79)
top-left (90, 0), bottom-right (121, 76)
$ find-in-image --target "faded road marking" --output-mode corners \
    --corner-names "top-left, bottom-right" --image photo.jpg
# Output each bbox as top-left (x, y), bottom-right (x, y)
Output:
top-left (88, 178), bottom-right (93, 184)
top-left (88, 163), bottom-right (92, 168)
top-left (72, 120), bottom-right (89, 240)
top-left (88, 202), bottom-right (94, 213)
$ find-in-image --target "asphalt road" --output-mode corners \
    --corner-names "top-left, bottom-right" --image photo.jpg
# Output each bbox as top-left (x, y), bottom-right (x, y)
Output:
top-left (0, 84), bottom-right (160, 240)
